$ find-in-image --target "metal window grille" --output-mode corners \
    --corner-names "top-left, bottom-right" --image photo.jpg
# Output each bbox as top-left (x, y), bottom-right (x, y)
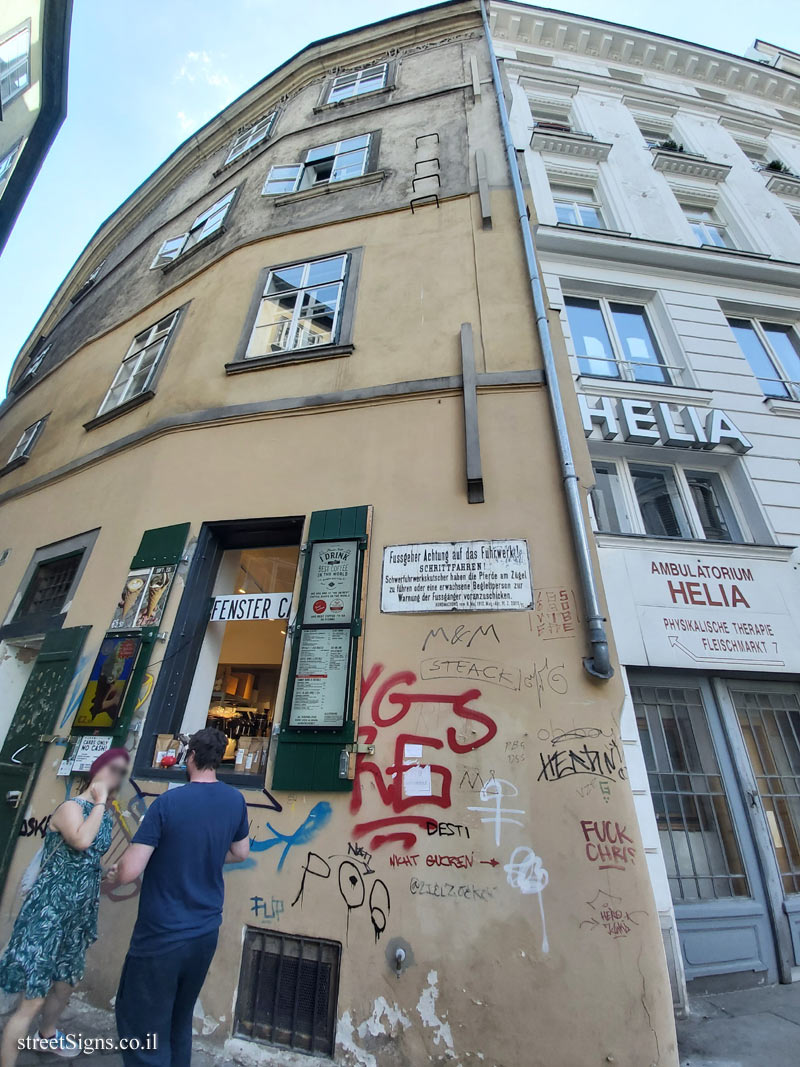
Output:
top-left (633, 683), bottom-right (749, 901)
top-left (15, 553), bottom-right (82, 619)
top-left (235, 929), bottom-right (341, 1055)
top-left (731, 687), bottom-right (800, 895)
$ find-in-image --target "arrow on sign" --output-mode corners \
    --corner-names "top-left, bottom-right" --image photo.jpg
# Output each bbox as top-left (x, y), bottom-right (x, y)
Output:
top-left (480, 858), bottom-right (500, 867)
top-left (667, 635), bottom-right (785, 667)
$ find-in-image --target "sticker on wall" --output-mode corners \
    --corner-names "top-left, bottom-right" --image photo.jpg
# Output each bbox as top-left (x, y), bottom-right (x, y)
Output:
top-left (109, 565), bottom-right (176, 630)
top-left (302, 540), bottom-right (359, 625)
top-left (70, 735), bottom-right (114, 774)
top-left (381, 540), bottom-right (533, 614)
top-left (74, 635), bottom-right (144, 729)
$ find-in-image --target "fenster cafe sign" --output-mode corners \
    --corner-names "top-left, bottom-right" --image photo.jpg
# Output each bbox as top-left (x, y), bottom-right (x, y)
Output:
top-left (578, 395), bottom-right (752, 454)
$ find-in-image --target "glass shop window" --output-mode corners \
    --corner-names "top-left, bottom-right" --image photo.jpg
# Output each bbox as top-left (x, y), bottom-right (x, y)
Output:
top-left (177, 544), bottom-right (300, 774)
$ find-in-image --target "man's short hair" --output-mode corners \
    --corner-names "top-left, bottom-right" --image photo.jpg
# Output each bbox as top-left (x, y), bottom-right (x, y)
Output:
top-left (188, 727), bottom-right (228, 770)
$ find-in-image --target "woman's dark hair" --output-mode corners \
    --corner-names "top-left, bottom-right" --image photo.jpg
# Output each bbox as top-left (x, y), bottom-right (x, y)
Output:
top-left (187, 727), bottom-right (228, 770)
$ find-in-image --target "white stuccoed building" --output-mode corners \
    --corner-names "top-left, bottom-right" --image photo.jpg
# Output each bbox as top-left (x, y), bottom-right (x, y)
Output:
top-left (489, 1), bottom-right (800, 1008)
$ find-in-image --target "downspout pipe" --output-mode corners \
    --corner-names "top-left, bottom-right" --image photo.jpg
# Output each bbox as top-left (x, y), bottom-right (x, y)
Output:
top-left (479, 0), bottom-right (613, 680)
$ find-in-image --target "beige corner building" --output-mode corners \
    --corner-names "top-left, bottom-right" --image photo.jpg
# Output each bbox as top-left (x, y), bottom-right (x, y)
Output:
top-left (0, 3), bottom-right (678, 1064)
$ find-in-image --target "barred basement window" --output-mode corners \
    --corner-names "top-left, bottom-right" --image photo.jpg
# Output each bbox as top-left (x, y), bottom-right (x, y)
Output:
top-left (15, 553), bottom-right (83, 619)
top-left (234, 929), bottom-right (341, 1056)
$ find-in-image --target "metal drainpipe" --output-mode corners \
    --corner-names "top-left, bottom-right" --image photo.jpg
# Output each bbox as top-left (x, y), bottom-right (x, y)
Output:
top-left (479, 0), bottom-right (613, 680)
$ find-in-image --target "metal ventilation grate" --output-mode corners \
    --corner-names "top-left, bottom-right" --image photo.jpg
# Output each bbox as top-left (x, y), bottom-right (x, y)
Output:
top-left (235, 928), bottom-right (341, 1055)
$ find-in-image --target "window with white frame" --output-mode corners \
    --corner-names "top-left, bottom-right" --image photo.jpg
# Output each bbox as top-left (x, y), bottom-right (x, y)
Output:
top-left (529, 96), bottom-right (573, 133)
top-left (150, 190), bottom-right (237, 269)
top-left (326, 64), bottom-right (388, 104)
top-left (681, 203), bottom-right (734, 248)
top-left (564, 296), bottom-right (671, 384)
top-left (16, 343), bottom-right (52, 387)
top-left (0, 25), bottom-right (30, 105)
top-left (0, 141), bottom-right (21, 192)
top-left (96, 311), bottom-right (181, 417)
top-left (225, 113), bottom-right (277, 165)
top-left (263, 135), bottom-right (373, 195)
top-left (7, 417), bottom-right (46, 465)
top-left (638, 126), bottom-right (670, 149)
top-left (727, 317), bottom-right (800, 401)
top-left (551, 184), bottom-right (604, 228)
top-left (589, 459), bottom-right (744, 542)
top-left (245, 256), bottom-right (348, 358)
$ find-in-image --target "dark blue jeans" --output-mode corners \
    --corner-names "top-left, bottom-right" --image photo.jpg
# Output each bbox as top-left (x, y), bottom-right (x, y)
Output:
top-left (115, 931), bottom-right (219, 1067)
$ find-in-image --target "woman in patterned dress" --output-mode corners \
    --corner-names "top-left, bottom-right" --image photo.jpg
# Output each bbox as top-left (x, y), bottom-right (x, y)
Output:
top-left (0, 748), bottom-right (130, 1067)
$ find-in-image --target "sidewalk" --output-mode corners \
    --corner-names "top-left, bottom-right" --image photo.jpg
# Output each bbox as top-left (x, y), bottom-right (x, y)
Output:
top-left (677, 983), bottom-right (800, 1067)
top-left (3, 995), bottom-right (220, 1067)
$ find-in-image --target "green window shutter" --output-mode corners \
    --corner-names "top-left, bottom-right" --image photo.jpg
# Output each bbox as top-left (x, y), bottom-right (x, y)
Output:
top-left (272, 506), bottom-right (370, 793)
top-left (0, 625), bottom-right (91, 887)
top-left (0, 626), bottom-right (91, 763)
top-left (130, 522), bottom-right (190, 568)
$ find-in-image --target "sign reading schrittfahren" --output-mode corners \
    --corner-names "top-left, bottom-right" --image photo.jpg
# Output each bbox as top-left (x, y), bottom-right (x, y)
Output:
top-left (381, 539), bottom-right (533, 614)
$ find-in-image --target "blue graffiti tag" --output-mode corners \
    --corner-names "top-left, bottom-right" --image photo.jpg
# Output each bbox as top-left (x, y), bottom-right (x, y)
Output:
top-left (251, 802), bottom-right (333, 871)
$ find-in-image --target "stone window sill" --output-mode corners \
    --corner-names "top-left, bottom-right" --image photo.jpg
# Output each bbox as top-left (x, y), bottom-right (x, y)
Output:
top-left (270, 171), bottom-right (385, 207)
top-left (160, 229), bottom-right (226, 273)
top-left (765, 396), bottom-right (800, 417)
top-left (313, 86), bottom-right (393, 113)
top-left (225, 344), bottom-right (354, 374)
top-left (0, 455), bottom-right (29, 479)
top-left (84, 390), bottom-right (154, 431)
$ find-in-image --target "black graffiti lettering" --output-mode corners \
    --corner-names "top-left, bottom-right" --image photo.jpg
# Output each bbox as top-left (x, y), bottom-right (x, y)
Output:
top-left (19, 815), bottom-right (50, 839)
top-left (291, 851), bottom-right (331, 908)
top-left (425, 820), bottom-right (471, 838)
top-left (368, 879), bottom-right (391, 943)
top-left (537, 738), bottom-right (626, 783)
top-left (421, 624), bottom-right (501, 652)
top-left (346, 841), bottom-right (374, 874)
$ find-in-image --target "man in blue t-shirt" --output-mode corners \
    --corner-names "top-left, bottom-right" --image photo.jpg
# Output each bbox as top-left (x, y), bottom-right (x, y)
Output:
top-left (111, 728), bottom-right (250, 1066)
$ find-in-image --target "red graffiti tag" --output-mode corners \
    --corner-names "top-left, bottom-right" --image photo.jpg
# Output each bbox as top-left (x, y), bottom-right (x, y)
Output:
top-left (351, 665), bottom-right (497, 851)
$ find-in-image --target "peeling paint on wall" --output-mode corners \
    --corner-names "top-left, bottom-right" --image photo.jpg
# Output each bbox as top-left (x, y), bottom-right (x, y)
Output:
top-left (416, 970), bottom-right (454, 1054)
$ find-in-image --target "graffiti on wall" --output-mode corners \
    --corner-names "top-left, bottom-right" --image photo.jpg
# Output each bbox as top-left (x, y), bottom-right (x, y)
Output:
top-left (580, 890), bottom-right (647, 940)
top-left (536, 725), bottom-right (626, 791)
top-left (250, 801), bottom-right (332, 871)
top-left (467, 778), bottom-right (525, 847)
top-left (292, 843), bottom-right (391, 944)
top-left (350, 663), bottom-right (497, 851)
top-left (581, 820), bottom-right (636, 872)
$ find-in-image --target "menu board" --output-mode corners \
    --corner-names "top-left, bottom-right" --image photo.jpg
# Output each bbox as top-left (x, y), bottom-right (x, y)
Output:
top-left (303, 540), bottom-right (359, 625)
top-left (289, 629), bottom-right (351, 728)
